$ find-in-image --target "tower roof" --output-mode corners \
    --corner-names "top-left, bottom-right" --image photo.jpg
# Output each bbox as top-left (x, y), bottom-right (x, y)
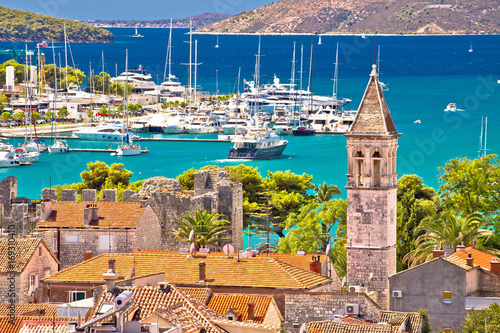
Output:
top-left (349, 65), bottom-right (398, 135)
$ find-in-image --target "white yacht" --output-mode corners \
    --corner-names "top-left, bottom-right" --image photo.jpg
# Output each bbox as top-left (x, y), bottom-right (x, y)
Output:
top-left (444, 103), bottom-right (457, 112)
top-left (0, 151), bottom-right (20, 168)
top-left (115, 139), bottom-right (141, 156)
top-left (73, 122), bottom-right (139, 141)
top-left (159, 78), bottom-right (185, 97)
top-left (221, 118), bottom-right (252, 135)
top-left (110, 65), bottom-right (156, 93)
top-left (24, 140), bottom-right (48, 152)
top-left (228, 126), bottom-right (288, 160)
top-left (273, 120), bottom-right (293, 136)
top-left (186, 116), bottom-right (221, 134)
top-left (48, 140), bottom-right (68, 154)
top-left (162, 115), bottom-right (188, 134)
top-left (13, 149), bottom-right (40, 163)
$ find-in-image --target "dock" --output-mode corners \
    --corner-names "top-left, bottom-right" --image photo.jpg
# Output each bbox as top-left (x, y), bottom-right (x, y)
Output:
top-left (1, 134), bottom-right (231, 143)
top-left (69, 148), bottom-right (149, 153)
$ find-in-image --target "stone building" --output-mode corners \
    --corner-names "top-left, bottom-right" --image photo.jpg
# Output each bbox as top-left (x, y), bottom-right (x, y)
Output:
top-left (134, 167), bottom-right (243, 251)
top-left (344, 65), bottom-right (400, 310)
top-left (389, 246), bottom-right (500, 332)
top-left (36, 188), bottom-right (162, 270)
top-left (0, 237), bottom-right (59, 303)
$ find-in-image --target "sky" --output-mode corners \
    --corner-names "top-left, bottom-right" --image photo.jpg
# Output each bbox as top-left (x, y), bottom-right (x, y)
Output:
top-left (3, 0), bottom-right (270, 20)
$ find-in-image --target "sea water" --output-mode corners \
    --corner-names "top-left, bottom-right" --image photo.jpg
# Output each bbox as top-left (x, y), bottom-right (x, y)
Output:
top-left (1, 30), bottom-right (499, 216)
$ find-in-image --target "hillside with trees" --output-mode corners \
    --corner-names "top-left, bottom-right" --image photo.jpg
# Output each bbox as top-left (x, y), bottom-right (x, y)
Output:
top-left (196, 0), bottom-right (499, 35)
top-left (0, 6), bottom-right (114, 42)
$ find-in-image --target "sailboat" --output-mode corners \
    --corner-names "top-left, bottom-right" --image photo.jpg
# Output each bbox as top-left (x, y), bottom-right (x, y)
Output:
top-left (318, 36), bottom-right (322, 45)
top-left (478, 116), bottom-right (488, 158)
top-left (215, 34), bottom-right (219, 48)
top-left (469, 41), bottom-right (473, 52)
top-left (48, 40), bottom-right (68, 154)
top-left (377, 45), bottom-right (389, 92)
top-left (114, 50), bottom-right (142, 157)
top-left (132, 28), bottom-right (144, 38)
top-left (292, 44), bottom-right (315, 136)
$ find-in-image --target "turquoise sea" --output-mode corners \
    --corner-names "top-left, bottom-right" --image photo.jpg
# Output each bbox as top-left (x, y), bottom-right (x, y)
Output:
top-left (1, 29), bottom-right (499, 205)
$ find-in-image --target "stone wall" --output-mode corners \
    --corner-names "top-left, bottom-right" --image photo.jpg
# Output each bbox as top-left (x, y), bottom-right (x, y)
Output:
top-left (0, 176), bottom-right (17, 217)
top-left (0, 273), bottom-right (21, 303)
top-left (474, 270), bottom-right (500, 297)
top-left (136, 205), bottom-right (162, 251)
top-left (284, 291), bottom-right (382, 332)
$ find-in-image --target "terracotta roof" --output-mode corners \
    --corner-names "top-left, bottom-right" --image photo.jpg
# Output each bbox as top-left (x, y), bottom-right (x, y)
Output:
top-left (349, 65), bottom-right (397, 135)
top-left (444, 254), bottom-right (476, 270)
top-left (133, 250), bottom-right (329, 274)
top-left (0, 238), bottom-right (58, 273)
top-left (379, 311), bottom-right (423, 333)
top-left (43, 253), bottom-right (332, 289)
top-left (93, 285), bottom-right (225, 333)
top-left (449, 247), bottom-right (499, 271)
top-left (307, 320), bottom-right (396, 333)
top-left (0, 317), bottom-right (76, 333)
top-left (207, 293), bottom-right (279, 324)
top-left (19, 320), bottom-right (70, 333)
top-left (213, 318), bottom-right (281, 332)
top-left (0, 304), bottom-right (58, 318)
top-left (177, 287), bottom-right (212, 305)
top-left (37, 202), bottom-right (148, 229)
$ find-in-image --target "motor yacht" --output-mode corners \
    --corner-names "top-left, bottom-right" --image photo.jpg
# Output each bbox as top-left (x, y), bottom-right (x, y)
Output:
top-left (48, 140), bottom-right (68, 154)
top-left (228, 126), bottom-right (288, 160)
top-left (0, 151), bottom-right (20, 168)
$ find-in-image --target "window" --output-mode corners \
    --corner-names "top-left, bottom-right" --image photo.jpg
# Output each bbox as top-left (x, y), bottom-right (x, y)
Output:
top-left (443, 291), bottom-right (452, 304)
top-left (99, 235), bottom-right (115, 252)
top-left (69, 291), bottom-right (86, 302)
top-left (38, 247), bottom-right (42, 256)
top-left (66, 235), bottom-right (79, 243)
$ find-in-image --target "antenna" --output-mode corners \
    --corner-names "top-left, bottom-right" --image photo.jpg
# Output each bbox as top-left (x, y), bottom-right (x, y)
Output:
top-left (223, 244), bottom-right (235, 257)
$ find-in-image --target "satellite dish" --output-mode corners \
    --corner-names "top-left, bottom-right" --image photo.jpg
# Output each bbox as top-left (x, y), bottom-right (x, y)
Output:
top-left (223, 244), bottom-right (235, 256)
top-left (341, 276), bottom-right (346, 288)
top-left (325, 243), bottom-right (331, 255)
top-left (189, 229), bottom-right (195, 241)
top-left (368, 272), bottom-right (374, 282)
top-left (189, 242), bottom-right (195, 254)
top-left (299, 323), bottom-right (307, 333)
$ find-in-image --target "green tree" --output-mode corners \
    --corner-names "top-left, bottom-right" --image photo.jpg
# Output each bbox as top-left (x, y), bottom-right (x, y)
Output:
top-left (31, 111), bottom-right (41, 121)
top-left (314, 182), bottom-right (341, 203)
top-left (45, 110), bottom-right (53, 121)
top-left (80, 161), bottom-right (132, 190)
top-left (278, 199), bottom-right (347, 254)
top-left (462, 302), bottom-right (500, 333)
top-left (172, 210), bottom-right (230, 251)
top-left (12, 110), bottom-right (25, 122)
top-left (57, 108), bottom-right (69, 118)
top-left (0, 111), bottom-right (11, 122)
top-left (404, 212), bottom-right (495, 267)
top-left (87, 108), bottom-right (93, 120)
top-left (397, 175), bottom-right (437, 271)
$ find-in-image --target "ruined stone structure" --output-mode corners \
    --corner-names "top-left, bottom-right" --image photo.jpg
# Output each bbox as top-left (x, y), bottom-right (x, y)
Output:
top-left (136, 167), bottom-right (243, 251)
top-left (344, 65), bottom-right (400, 310)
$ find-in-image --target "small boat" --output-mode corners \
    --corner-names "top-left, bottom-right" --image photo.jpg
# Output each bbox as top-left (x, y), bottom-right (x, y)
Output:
top-left (228, 127), bottom-right (288, 160)
top-left (318, 36), bottom-right (322, 45)
top-left (361, 33), bottom-right (366, 39)
top-left (37, 41), bottom-right (48, 48)
top-left (215, 35), bottom-right (219, 48)
top-left (132, 28), bottom-right (143, 38)
top-left (414, 119), bottom-right (421, 124)
top-left (292, 125), bottom-right (315, 136)
top-left (14, 149), bottom-right (40, 163)
top-left (444, 103), bottom-right (457, 112)
top-left (0, 151), bottom-right (20, 168)
top-left (115, 139), bottom-right (141, 156)
top-left (469, 42), bottom-right (473, 53)
top-left (48, 140), bottom-right (69, 154)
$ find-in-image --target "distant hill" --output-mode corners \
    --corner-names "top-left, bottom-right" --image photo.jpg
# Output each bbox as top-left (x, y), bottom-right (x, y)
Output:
top-left (195, 0), bottom-right (499, 35)
top-left (85, 13), bottom-right (232, 29)
top-left (0, 6), bottom-right (113, 42)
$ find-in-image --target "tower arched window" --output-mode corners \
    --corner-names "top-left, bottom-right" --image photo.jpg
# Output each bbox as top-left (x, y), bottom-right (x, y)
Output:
top-left (354, 151), bottom-right (364, 186)
top-left (372, 151), bottom-right (381, 187)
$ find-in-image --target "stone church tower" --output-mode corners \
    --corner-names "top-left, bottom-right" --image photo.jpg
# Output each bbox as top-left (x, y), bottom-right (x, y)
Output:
top-left (344, 65), bottom-right (400, 309)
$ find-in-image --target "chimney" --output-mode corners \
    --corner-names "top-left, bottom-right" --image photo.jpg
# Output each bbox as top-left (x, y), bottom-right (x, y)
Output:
top-left (456, 243), bottom-right (466, 252)
top-left (432, 245), bottom-right (445, 259)
top-left (466, 252), bottom-right (474, 267)
top-left (199, 262), bottom-right (206, 282)
top-left (490, 258), bottom-right (500, 276)
top-left (84, 251), bottom-right (93, 261)
top-left (103, 259), bottom-right (119, 291)
top-left (309, 256), bottom-right (321, 274)
top-left (247, 301), bottom-right (255, 322)
top-left (83, 204), bottom-right (99, 225)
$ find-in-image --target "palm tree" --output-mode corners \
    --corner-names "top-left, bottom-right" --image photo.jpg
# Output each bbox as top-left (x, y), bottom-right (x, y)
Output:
top-left (173, 210), bottom-right (230, 251)
top-left (404, 212), bottom-right (495, 267)
top-left (314, 182), bottom-right (341, 204)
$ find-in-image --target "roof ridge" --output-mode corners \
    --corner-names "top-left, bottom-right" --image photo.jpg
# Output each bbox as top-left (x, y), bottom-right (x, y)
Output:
top-left (42, 252), bottom-right (109, 282)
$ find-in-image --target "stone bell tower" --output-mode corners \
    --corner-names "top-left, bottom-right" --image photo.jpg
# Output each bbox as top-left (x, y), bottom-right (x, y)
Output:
top-left (344, 65), bottom-right (401, 309)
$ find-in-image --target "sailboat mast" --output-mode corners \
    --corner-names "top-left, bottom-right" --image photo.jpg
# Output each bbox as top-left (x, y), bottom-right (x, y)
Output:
top-left (299, 44), bottom-right (303, 115)
top-left (484, 117), bottom-right (488, 157)
top-left (24, 45), bottom-right (29, 146)
top-left (333, 42), bottom-right (339, 102)
top-left (194, 40), bottom-right (198, 104)
top-left (51, 41), bottom-right (57, 146)
top-left (101, 51), bottom-right (105, 94)
top-left (479, 116), bottom-right (484, 158)
top-left (308, 41), bottom-right (313, 93)
top-left (189, 20), bottom-right (193, 100)
top-left (124, 49), bottom-right (129, 145)
top-left (64, 23), bottom-right (68, 93)
top-left (290, 41), bottom-right (296, 91)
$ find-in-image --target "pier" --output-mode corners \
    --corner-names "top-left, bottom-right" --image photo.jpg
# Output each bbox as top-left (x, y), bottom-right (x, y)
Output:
top-left (1, 134), bottom-right (231, 143)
